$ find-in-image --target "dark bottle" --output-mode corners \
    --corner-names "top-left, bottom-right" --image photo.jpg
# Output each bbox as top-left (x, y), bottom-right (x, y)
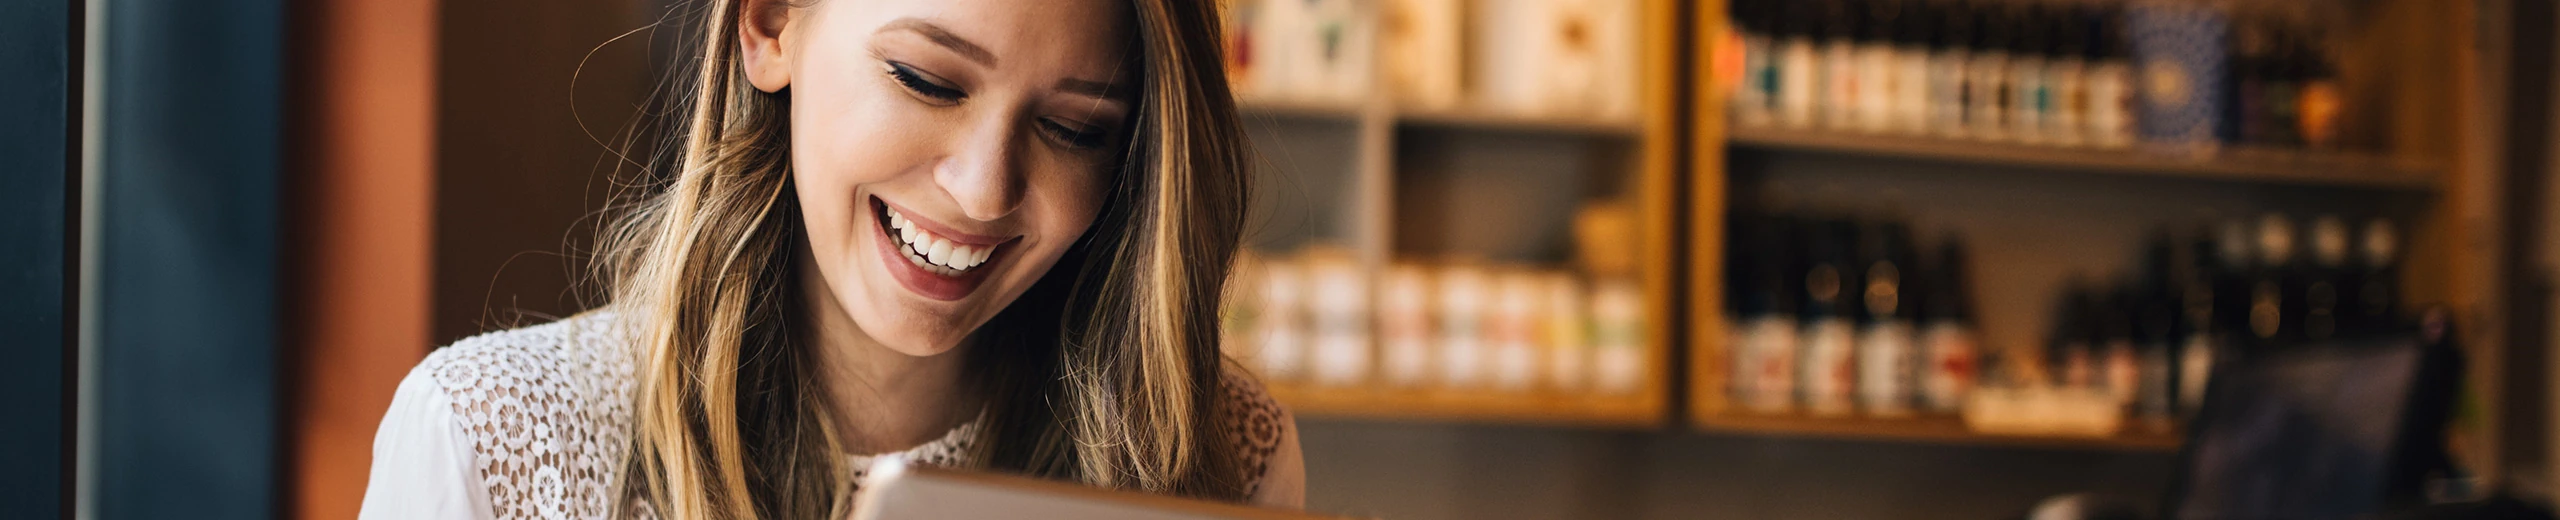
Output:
top-left (2007, 1), bottom-right (2051, 143)
top-left (1730, 211), bottom-right (1803, 414)
top-left (2133, 235), bottom-right (2181, 430)
top-left (1856, 221), bottom-right (1919, 416)
top-left (1776, 0), bottom-right (1822, 127)
top-left (2349, 217), bottom-right (2403, 335)
top-left (1731, 0), bottom-right (1779, 125)
top-left (1820, 0), bottom-right (1863, 130)
top-left (1930, 0), bottom-right (1977, 136)
top-left (2087, 6), bottom-right (2136, 148)
top-left (1800, 218), bottom-right (1862, 416)
top-left (2261, 24), bottom-right (2305, 147)
top-left (2248, 213), bottom-right (2302, 346)
top-left (2298, 26), bottom-right (2344, 149)
top-left (2179, 223), bottom-right (2225, 414)
top-left (2211, 218), bottom-right (2256, 348)
top-left (1917, 237), bottom-right (1980, 414)
top-left (2226, 17), bottom-right (2269, 144)
top-left (1965, 0), bottom-right (2012, 140)
top-left (2049, 280), bottom-right (2098, 390)
top-left (2097, 282), bottom-right (2139, 402)
top-left (2301, 215), bottom-right (2349, 341)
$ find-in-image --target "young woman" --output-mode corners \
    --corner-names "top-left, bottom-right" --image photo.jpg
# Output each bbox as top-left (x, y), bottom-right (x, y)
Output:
top-left (357, 0), bottom-right (1300, 517)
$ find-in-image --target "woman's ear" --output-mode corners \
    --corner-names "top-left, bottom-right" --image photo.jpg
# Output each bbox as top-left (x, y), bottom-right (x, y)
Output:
top-left (738, 0), bottom-right (796, 93)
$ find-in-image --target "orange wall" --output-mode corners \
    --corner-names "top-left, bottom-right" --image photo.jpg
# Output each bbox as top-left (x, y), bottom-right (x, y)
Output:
top-left (284, 0), bottom-right (438, 517)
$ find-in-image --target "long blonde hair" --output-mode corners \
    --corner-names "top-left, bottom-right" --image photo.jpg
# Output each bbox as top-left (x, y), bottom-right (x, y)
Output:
top-left (598, 0), bottom-right (1251, 517)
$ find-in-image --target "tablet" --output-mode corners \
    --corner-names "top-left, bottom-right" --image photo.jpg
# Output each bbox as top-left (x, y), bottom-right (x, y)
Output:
top-left (852, 458), bottom-right (1341, 520)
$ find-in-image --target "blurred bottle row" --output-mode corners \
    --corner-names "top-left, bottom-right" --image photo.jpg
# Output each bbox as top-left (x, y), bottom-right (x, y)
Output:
top-left (1223, 203), bottom-right (1653, 396)
top-left (1221, 0), bottom-right (1643, 118)
top-left (1727, 0), bottom-right (2348, 153)
top-left (1725, 209), bottom-right (2405, 435)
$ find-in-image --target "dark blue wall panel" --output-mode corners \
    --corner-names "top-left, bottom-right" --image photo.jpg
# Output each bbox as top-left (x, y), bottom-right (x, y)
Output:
top-left (0, 0), bottom-right (75, 516)
top-left (96, 0), bottom-right (284, 517)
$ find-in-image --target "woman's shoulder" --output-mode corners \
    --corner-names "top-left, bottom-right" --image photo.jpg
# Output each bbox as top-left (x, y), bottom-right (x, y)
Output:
top-left (415, 309), bottom-right (642, 407)
top-left (402, 309), bottom-right (642, 518)
top-left (1210, 365), bottom-right (1300, 501)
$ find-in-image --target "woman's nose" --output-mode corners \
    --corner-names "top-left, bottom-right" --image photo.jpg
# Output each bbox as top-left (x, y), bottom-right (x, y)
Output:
top-left (934, 113), bottom-right (1027, 222)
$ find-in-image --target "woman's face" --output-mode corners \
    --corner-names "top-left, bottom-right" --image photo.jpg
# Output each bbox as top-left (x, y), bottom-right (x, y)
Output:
top-left (746, 0), bottom-right (1133, 356)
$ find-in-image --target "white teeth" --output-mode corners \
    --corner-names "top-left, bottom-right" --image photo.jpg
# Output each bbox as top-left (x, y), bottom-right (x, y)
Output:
top-left (928, 239), bottom-right (954, 266)
top-left (881, 203), bottom-right (997, 273)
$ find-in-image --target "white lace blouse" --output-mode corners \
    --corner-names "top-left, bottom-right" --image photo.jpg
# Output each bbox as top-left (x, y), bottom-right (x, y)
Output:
top-left (357, 310), bottom-right (1304, 519)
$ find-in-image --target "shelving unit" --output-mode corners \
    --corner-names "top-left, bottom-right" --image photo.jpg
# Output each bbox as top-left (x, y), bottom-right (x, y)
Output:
top-left (1728, 126), bottom-right (2444, 191)
top-left (1691, 414), bottom-right (2183, 452)
top-left (1687, 0), bottom-right (2484, 456)
top-left (1236, 0), bottom-right (1682, 429)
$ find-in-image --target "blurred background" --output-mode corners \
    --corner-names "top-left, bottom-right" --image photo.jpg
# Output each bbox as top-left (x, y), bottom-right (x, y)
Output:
top-left (7, 0), bottom-right (2560, 518)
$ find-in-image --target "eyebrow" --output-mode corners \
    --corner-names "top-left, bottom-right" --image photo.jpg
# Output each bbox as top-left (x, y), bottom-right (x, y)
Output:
top-left (1057, 78), bottom-right (1121, 99)
top-left (882, 18), bottom-right (995, 66)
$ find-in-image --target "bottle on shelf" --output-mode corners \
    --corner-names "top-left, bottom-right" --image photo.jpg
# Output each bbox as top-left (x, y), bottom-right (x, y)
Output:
top-left (2006, 2), bottom-right (2050, 144)
top-left (1543, 273), bottom-right (1593, 393)
top-left (1730, 212), bottom-right (1802, 413)
top-left (1856, 221), bottom-right (1919, 417)
top-left (1306, 249), bottom-right (1373, 387)
top-left (2045, 4), bottom-right (2090, 147)
top-left (2298, 26), bottom-right (2345, 149)
top-left (1800, 218), bottom-right (1862, 416)
top-left (2133, 235), bottom-right (2182, 432)
top-left (2349, 217), bottom-right (2403, 335)
top-left (1732, 0), bottom-right (1779, 126)
top-left (1917, 236), bottom-right (1980, 415)
top-left (1821, 0), bottom-right (1863, 130)
top-left (2302, 215), bottom-right (2349, 341)
top-left (2178, 224), bottom-right (2224, 416)
top-left (1491, 269), bottom-right (1545, 391)
top-left (1965, 1), bottom-right (2013, 141)
top-left (1379, 263), bottom-right (1437, 388)
top-left (1856, 0), bottom-right (1903, 133)
top-left (1891, 0), bottom-right (1934, 133)
top-left (2247, 213), bottom-right (2299, 347)
top-left (2048, 280), bottom-right (2098, 390)
top-left (1929, 0), bottom-right (1976, 138)
top-left (2086, 6), bottom-right (2136, 149)
top-left (1777, 0), bottom-right (1822, 128)
top-left (1436, 262), bottom-right (1492, 389)
top-left (2097, 282), bottom-right (2140, 405)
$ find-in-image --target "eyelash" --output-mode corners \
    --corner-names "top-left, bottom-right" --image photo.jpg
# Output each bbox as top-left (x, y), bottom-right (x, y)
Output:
top-left (886, 60), bottom-right (1113, 151)
top-left (1041, 120), bottom-right (1110, 150)
top-left (886, 61), bottom-right (965, 102)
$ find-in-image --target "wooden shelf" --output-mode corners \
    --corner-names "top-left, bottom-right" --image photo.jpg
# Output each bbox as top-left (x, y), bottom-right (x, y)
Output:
top-left (1397, 108), bottom-right (1643, 138)
top-left (1692, 413), bottom-right (2185, 452)
top-left (1235, 98), bottom-right (1641, 137)
top-left (1267, 384), bottom-right (1667, 429)
top-left (1727, 125), bottom-right (2443, 191)
top-left (1236, 97), bottom-right (1370, 122)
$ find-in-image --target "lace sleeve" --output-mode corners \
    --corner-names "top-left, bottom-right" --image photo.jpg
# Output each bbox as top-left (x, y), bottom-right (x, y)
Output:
top-left (1216, 368), bottom-right (1299, 505)
top-left (360, 362), bottom-right (496, 519)
top-left (405, 312), bottom-right (640, 520)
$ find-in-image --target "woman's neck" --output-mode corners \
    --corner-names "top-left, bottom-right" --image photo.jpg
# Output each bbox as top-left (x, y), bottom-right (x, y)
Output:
top-left (796, 248), bottom-right (980, 455)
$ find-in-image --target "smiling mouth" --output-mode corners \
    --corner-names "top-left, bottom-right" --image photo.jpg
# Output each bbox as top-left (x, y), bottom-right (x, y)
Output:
top-left (873, 197), bottom-right (1005, 277)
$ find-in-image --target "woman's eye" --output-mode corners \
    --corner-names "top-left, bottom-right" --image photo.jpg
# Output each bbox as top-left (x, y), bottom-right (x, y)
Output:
top-left (1040, 119), bottom-right (1111, 150)
top-left (886, 62), bottom-right (965, 103)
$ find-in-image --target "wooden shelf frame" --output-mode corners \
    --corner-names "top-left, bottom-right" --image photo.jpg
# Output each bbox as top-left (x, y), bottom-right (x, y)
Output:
top-left (1685, 0), bottom-right (2483, 458)
top-left (1232, 0), bottom-right (1681, 429)
top-left (1238, 99), bottom-right (1643, 138)
top-left (1692, 413), bottom-right (2184, 452)
top-left (1728, 126), bottom-right (2443, 191)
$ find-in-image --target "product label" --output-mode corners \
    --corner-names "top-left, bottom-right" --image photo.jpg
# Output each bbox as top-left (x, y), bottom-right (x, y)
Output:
top-left (1801, 321), bottom-right (1858, 416)
top-left (1857, 321), bottom-right (1917, 416)
top-left (1739, 316), bottom-right (1799, 413)
top-left (1921, 324), bottom-right (1978, 413)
